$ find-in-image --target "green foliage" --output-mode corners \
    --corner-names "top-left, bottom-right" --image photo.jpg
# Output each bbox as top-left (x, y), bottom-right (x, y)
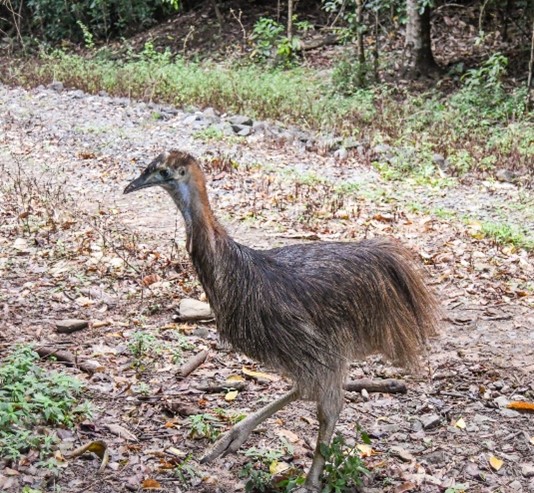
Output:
top-left (479, 222), bottom-right (534, 250)
top-left (320, 434), bottom-right (370, 492)
top-left (332, 55), bottom-right (372, 93)
top-left (0, 345), bottom-right (89, 461)
top-left (3, 0), bottom-right (178, 43)
top-left (174, 454), bottom-right (201, 486)
top-left (127, 330), bottom-right (162, 371)
top-left (240, 444), bottom-right (304, 493)
top-left (251, 16), bottom-right (305, 67)
top-left (4, 50), bottom-right (532, 181)
top-left (451, 54), bottom-right (527, 122)
top-left (187, 413), bottom-right (222, 440)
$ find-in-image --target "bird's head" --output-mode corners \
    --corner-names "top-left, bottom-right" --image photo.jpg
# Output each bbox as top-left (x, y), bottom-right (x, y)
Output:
top-left (124, 150), bottom-right (198, 195)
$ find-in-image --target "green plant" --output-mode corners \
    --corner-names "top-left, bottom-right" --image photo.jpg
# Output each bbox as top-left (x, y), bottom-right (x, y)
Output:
top-left (170, 332), bottom-right (194, 364)
top-left (251, 16), bottom-right (302, 66)
top-left (0, 345), bottom-right (90, 461)
top-left (174, 454), bottom-right (201, 486)
top-left (479, 222), bottom-right (534, 250)
top-left (187, 413), bottom-right (222, 440)
top-left (77, 20), bottom-right (94, 49)
top-left (332, 55), bottom-right (371, 94)
top-left (127, 330), bottom-right (162, 370)
top-left (320, 434), bottom-right (370, 493)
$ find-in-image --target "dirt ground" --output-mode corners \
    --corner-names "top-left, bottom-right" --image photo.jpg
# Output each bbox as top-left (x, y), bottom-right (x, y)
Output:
top-left (0, 84), bottom-right (533, 493)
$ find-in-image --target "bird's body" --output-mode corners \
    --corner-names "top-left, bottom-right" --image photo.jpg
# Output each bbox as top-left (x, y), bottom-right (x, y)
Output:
top-left (124, 150), bottom-right (439, 492)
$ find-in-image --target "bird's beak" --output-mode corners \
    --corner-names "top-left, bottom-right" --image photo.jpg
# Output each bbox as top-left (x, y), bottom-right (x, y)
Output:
top-left (124, 172), bottom-right (158, 194)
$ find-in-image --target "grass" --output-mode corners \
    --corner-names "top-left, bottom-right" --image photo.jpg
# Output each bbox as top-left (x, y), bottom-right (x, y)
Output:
top-left (1, 47), bottom-right (532, 181)
top-left (0, 345), bottom-right (90, 462)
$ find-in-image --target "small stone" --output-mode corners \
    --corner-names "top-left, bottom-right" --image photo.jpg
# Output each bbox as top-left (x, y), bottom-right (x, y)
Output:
top-left (48, 80), bottom-right (64, 92)
top-left (422, 413), bottom-right (442, 430)
top-left (192, 326), bottom-right (210, 338)
top-left (493, 395), bottom-right (510, 408)
top-left (423, 450), bottom-right (446, 465)
top-left (361, 388), bottom-right (369, 401)
top-left (343, 137), bottom-right (361, 149)
top-left (432, 153), bottom-right (450, 171)
top-left (211, 122), bottom-right (235, 136)
top-left (334, 147), bottom-right (348, 161)
top-left (509, 480), bottom-right (523, 492)
top-left (55, 319), bottom-right (89, 334)
top-left (177, 298), bottom-right (213, 321)
top-left (522, 464), bottom-right (534, 478)
top-left (70, 89), bottom-right (85, 99)
top-left (228, 115), bottom-right (253, 126)
top-left (464, 461), bottom-right (482, 478)
top-left (495, 169), bottom-right (517, 183)
top-left (252, 121), bottom-right (268, 133)
top-left (236, 125), bottom-right (252, 137)
top-left (390, 446), bottom-right (414, 462)
top-left (203, 107), bottom-right (218, 118)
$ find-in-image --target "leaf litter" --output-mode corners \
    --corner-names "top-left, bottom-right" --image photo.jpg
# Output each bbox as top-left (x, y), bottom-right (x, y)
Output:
top-left (0, 84), bottom-right (533, 492)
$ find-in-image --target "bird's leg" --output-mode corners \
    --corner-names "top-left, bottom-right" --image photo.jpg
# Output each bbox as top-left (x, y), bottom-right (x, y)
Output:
top-left (298, 389), bottom-right (344, 493)
top-left (200, 388), bottom-right (299, 463)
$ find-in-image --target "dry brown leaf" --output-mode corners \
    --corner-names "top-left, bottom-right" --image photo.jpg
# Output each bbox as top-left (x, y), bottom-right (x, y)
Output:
top-left (276, 428), bottom-right (300, 443)
top-left (142, 478), bottom-right (162, 489)
top-left (225, 390), bottom-right (238, 401)
top-left (454, 417), bottom-right (466, 429)
top-left (142, 274), bottom-right (161, 286)
top-left (393, 482), bottom-right (417, 493)
top-left (242, 367), bottom-right (278, 381)
top-left (507, 401), bottom-right (534, 412)
top-left (357, 443), bottom-right (373, 457)
top-left (106, 424), bottom-right (137, 441)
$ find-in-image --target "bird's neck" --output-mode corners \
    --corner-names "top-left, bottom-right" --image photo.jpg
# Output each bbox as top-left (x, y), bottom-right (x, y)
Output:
top-left (166, 180), bottom-right (233, 307)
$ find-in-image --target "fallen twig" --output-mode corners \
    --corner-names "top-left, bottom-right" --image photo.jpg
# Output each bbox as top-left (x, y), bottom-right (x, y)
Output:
top-left (177, 349), bottom-right (209, 378)
top-left (344, 378), bottom-right (407, 394)
top-left (195, 381), bottom-right (249, 393)
top-left (36, 346), bottom-right (103, 374)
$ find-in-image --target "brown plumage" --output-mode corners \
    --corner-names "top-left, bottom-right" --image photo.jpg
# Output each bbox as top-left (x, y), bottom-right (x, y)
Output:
top-left (124, 150), bottom-right (439, 492)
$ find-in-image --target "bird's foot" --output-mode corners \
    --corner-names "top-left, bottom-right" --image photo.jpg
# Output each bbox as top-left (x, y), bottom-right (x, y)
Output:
top-left (200, 423), bottom-right (253, 463)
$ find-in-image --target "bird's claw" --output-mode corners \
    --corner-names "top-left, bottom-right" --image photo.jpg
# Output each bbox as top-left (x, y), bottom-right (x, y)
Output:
top-left (200, 424), bottom-right (252, 464)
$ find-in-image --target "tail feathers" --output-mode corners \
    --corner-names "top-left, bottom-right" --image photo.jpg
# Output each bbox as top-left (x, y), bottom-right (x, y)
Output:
top-left (370, 241), bottom-right (440, 370)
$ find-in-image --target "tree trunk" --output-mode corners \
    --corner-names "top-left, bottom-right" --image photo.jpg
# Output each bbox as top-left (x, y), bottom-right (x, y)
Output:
top-left (527, 18), bottom-right (534, 110)
top-left (404, 0), bottom-right (438, 78)
top-left (287, 0), bottom-right (294, 42)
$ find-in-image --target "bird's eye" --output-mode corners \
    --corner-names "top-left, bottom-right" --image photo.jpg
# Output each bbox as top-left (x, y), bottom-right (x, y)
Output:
top-left (160, 169), bottom-right (170, 179)
top-left (178, 168), bottom-right (186, 177)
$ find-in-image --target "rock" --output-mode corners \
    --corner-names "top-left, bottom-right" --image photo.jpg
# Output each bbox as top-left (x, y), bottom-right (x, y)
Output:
top-left (183, 113), bottom-right (204, 125)
top-left (211, 122), bottom-right (235, 136)
top-left (433, 153), bottom-right (450, 171)
top-left (98, 90), bottom-right (108, 97)
top-left (55, 319), bottom-right (89, 334)
top-left (228, 115), bottom-right (253, 126)
top-left (48, 80), bottom-right (64, 92)
top-left (177, 298), bottom-right (213, 321)
top-left (234, 125), bottom-right (252, 137)
top-left (423, 450), bottom-right (446, 466)
top-left (334, 147), bottom-right (348, 161)
top-left (509, 480), bottom-right (523, 492)
top-left (343, 137), bottom-right (361, 149)
top-left (252, 121), bottom-right (268, 133)
top-left (390, 446), bottom-right (414, 462)
top-left (495, 169), bottom-right (517, 183)
top-left (203, 107), bottom-right (218, 119)
top-left (421, 413), bottom-right (441, 430)
top-left (522, 464), bottom-right (534, 478)
top-left (464, 461), bottom-right (482, 479)
top-left (193, 326), bottom-right (210, 338)
top-left (70, 89), bottom-right (85, 99)
top-left (373, 143), bottom-right (392, 155)
top-left (494, 395), bottom-right (510, 408)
